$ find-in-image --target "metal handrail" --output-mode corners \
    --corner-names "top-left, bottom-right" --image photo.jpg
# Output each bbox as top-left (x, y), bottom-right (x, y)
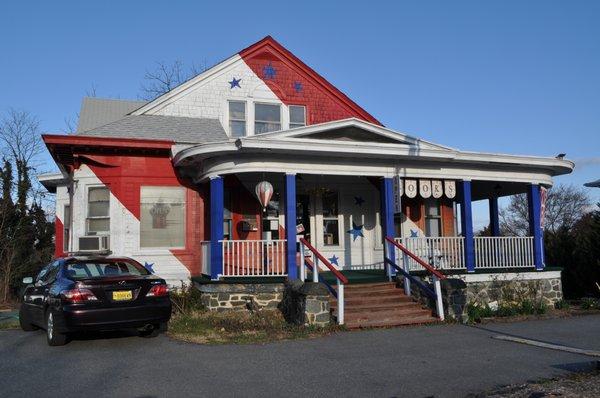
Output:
top-left (299, 238), bottom-right (349, 284)
top-left (386, 237), bottom-right (446, 280)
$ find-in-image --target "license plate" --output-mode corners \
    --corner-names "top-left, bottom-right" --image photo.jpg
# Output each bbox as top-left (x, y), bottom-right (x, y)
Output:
top-left (112, 290), bottom-right (132, 301)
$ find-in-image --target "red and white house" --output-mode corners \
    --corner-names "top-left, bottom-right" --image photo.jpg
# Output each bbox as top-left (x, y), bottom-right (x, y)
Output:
top-left (40, 37), bottom-right (573, 324)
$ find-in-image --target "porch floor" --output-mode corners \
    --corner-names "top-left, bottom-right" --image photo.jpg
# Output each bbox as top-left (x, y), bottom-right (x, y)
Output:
top-left (320, 269), bottom-right (388, 285)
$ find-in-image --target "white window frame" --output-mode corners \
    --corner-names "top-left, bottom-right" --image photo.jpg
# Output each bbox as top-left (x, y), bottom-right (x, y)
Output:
top-left (424, 198), bottom-right (443, 237)
top-left (139, 186), bottom-right (187, 250)
top-left (227, 100), bottom-right (247, 138)
top-left (289, 105), bottom-right (306, 129)
top-left (318, 190), bottom-right (343, 248)
top-left (86, 185), bottom-right (110, 236)
top-left (253, 102), bottom-right (282, 135)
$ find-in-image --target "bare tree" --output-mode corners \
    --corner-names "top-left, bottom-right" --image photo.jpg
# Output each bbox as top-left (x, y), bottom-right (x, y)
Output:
top-left (500, 184), bottom-right (591, 236)
top-left (139, 60), bottom-right (208, 101)
top-left (0, 109), bottom-right (43, 167)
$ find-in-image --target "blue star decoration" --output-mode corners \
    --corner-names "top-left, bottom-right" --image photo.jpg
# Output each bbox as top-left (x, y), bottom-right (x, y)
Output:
top-left (410, 229), bottom-right (419, 237)
top-left (229, 77), bottom-right (241, 89)
top-left (293, 81), bottom-right (303, 93)
top-left (347, 222), bottom-right (365, 241)
top-left (263, 62), bottom-right (276, 79)
top-left (144, 262), bottom-right (155, 273)
top-left (328, 254), bottom-right (340, 266)
top-left (354, 196), bottom-right (365, 207)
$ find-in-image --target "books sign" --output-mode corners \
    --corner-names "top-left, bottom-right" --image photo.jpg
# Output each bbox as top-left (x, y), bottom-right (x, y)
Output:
top-left (393, 177), bottom-right (457, 200)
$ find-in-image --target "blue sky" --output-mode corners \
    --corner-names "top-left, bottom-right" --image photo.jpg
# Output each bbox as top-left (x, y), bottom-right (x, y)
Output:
top-left (1, 1), bottom-right (599, 229)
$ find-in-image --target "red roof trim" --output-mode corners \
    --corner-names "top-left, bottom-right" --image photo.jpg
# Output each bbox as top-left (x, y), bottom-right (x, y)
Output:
top-left (239, 36), bottom-right (382, 126)
top-left (42, 134), bottom-right (174, 149)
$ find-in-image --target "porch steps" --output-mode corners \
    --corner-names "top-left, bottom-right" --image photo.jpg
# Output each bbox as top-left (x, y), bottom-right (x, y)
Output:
top-left (330, 282), bottom-right (438, 329)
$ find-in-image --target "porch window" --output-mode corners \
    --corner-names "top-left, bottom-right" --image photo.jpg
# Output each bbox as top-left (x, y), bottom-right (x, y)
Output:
top-left (140, 186), bottom-right (186, 248)
top-left (254, 103), bottom-right (281, 134)
top-left (86, 187), bottom-right (110, 235)
top-left (228, 101), bottom-right (246, 137)
top-left (425, 198), bottom-right (442, 237)
top-left (322, 191), bottom-right (339, 246)
top-left (63, 204), bottom-right (70, 252)
top-left (289, 105), bottom-right (306, 129)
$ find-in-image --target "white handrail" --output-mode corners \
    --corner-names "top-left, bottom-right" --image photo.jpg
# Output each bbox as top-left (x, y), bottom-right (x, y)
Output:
top-left (219, 239), bottom-right (287, 277)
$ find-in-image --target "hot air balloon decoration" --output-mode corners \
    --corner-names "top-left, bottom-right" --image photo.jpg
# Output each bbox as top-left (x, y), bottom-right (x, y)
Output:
top-left (255, 181), bottom-right (274, 211)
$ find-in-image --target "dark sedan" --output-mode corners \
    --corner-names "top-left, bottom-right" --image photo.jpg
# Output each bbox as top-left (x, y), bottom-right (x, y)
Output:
top-left (19, 255), bottom-right (171, 346)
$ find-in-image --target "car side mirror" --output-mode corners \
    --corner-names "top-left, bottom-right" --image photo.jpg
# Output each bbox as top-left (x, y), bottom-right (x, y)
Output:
top-left (22, 277), bottom-right (33, 284)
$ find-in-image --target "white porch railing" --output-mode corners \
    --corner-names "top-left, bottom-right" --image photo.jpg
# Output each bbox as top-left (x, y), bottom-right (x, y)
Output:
top-left (474, 236), bottom-right (535, 269)
top-left (220, 239), bottom-right (287, 277)
top-left (200, 241), bottom-right (211, 276)
top-left (395, 237), bottom-right (466, 271)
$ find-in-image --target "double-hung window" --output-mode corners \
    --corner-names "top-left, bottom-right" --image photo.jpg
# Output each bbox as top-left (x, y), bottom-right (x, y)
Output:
top-left (254, 103), bottom-right (281, 134)
top-left (425, 199), bottom-right (442, 237)
top-left (87, 187), bottom-right (110, 235)
top-left (322, 191), bottom-right (340, 246)
top-left (228, 101), bottom-right (246, 137)
top-left (289, 105), bottom-right (306, 129)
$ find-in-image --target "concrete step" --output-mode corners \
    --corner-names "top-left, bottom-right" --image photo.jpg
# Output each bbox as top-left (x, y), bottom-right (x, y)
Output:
top-left (345, 314), bottom-right (438, 329)
top-left (343, 307), bottom-right (432, 321)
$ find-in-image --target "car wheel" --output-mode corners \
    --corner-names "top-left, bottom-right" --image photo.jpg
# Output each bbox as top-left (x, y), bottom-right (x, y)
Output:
top-left (46, 311), bottom-right (68, 346)
top-left (18, 306), bottom-right (38, 331)
top-left (139, 322), bottom-right (166, 338)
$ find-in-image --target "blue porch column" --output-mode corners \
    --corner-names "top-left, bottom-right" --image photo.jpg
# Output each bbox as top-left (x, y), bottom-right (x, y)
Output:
top-left (209, 176), bottom-right (224, 280)
top-left (489, 197), bottom-right (500, 236)
top-left (284, 173), bottom-right (298, 279)
top-left (460, 180), bottom-right (475, 272)
top-left (527, 184), bottom-right (544, 270)
top-left (380, 177), bottom-right (395, 268)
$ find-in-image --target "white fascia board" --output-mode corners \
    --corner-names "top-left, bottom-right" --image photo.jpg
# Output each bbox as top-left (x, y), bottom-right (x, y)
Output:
top-left (245, 118), bottom-right (454, 151)
top-left (131, 54), bottom-right (242, 116)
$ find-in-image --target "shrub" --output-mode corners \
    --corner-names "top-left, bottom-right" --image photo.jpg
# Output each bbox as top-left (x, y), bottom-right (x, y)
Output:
top-left (467, 303), bottom-right (494, 322)
top-left (170, 283), bottom-right (204, 314)
top-left (581, 297), bottom-right (600, 310)
top-left (554, 299), bottom-right (570, 310)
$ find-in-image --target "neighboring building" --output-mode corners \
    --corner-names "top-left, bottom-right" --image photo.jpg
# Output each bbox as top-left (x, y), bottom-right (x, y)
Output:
top-left (40, 37), bottom-right (573, 325)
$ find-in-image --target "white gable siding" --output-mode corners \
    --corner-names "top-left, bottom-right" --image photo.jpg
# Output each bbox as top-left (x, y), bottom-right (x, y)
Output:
top-left (147, 55), bottom-right (290, 136)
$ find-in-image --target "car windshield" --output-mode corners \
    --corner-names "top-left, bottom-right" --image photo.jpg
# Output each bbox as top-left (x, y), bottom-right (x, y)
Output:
top-left (65, 260), bottom-right (150, 280)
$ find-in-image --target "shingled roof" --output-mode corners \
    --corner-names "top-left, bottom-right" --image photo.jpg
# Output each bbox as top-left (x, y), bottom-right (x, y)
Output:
top-left (78, 114), bottom-right (227, 144)
top-left (77, 97), bottom-right (147, 133)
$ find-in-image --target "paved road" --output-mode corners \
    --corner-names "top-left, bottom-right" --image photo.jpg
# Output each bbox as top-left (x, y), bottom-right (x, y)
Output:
top-left (1, 315), bottom-right (599, 398)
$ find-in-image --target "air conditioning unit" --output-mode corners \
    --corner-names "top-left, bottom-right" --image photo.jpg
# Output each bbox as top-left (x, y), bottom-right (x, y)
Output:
top-left (78, 235), bottom-right (110, 252)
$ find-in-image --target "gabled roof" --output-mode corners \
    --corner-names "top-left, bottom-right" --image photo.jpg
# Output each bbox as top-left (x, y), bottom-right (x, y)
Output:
top-left (78, 115), bottom-right (227, 144)
top-left (243, 118), bottom-right (453, 151)
top-left (77, 97), bottom-right (147, 132)
top-left (131, 36), bottom-right (380, 124)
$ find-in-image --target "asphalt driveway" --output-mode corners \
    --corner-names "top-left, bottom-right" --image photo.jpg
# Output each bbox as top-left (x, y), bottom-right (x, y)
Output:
top-left (1, 315), bottom-right (599, 398)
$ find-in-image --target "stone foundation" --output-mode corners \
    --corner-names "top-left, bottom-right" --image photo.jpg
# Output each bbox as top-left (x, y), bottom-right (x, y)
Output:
top-left (195, 282), bottom-right (284, 312)
top-left (280, 281), bottom-right (331, 327)
top-left (404, 270), bottom-right (563, 322)
top-left (194, 281), bottom-right (331, 327)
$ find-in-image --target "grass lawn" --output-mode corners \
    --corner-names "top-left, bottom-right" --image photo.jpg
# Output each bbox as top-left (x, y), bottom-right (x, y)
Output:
top-left (168, 309), bottom-right (344, 345)
top-left (0, 319), bottom-right (19, 330)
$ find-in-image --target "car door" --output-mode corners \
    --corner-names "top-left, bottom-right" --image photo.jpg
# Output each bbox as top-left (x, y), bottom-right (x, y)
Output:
top-left (28, 261), bottom-right (60, 325)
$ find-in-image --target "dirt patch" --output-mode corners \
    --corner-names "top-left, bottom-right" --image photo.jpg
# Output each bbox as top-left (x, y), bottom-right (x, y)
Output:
top-left (472, 370), bottom-right (600, 398)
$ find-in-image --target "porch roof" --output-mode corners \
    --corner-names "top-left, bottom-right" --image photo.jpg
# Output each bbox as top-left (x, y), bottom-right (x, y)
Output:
top-left (172, 118), bottom-right (574, 186)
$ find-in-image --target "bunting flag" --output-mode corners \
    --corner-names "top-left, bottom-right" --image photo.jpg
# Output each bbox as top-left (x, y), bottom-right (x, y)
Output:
top-left (419, 180), bottom-right (432, 199)
top-left (405, 179), bottom-right (417, 198)
top-left (432, 180), bottom-right (443, 198)
top-left (444, 180), bottom-right (456, 199)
